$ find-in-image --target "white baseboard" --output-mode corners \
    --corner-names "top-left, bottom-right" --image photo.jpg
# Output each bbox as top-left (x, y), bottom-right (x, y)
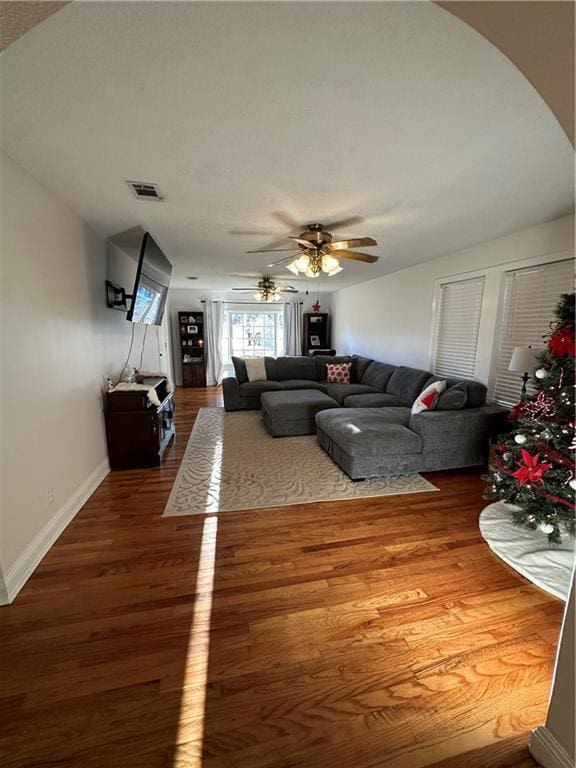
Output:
top-left (2, 459), bottom-right (110, 604)
top-left (530, 726), bottom-right (574, 768)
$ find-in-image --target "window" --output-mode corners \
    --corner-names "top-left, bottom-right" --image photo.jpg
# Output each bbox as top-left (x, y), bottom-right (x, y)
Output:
top-left (433, 276), bottom-right (485, 379)
top-left (493, 259), bottom-right (573, 406)
top-left (222, 310), bottom-right (284, 362)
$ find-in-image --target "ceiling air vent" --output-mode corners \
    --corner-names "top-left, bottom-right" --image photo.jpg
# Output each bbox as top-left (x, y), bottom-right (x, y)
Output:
top-left (125, 180), bottom-right (164, 201)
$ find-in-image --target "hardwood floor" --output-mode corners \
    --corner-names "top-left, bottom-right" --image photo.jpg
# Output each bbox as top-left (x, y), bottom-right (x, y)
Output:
top-left (0, 387), bottom-right (564, 768)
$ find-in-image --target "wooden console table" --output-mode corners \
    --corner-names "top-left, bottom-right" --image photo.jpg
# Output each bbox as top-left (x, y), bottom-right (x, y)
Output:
top-left (104, 376), bottom-right (175, 470)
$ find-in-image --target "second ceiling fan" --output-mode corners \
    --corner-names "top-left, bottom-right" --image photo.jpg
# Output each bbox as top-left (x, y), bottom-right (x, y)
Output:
top-left (247, 221), bottom-right (379, 278)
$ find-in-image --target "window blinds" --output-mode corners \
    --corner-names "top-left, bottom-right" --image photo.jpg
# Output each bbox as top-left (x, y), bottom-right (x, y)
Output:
top-left (493, 259), bottom-right (574, 406)
top-left (433, 277), bottom-right (485, 379)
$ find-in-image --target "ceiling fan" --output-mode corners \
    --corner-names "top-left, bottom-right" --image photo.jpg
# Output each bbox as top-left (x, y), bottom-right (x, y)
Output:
top-left (245, 220), bottom-right (378, 278)
top-left (232, 276), bottom-right (299, 303)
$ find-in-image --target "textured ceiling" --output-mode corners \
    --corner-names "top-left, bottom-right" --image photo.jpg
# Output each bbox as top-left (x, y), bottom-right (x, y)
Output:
top-left (1, 1), bottom-right (573, 292)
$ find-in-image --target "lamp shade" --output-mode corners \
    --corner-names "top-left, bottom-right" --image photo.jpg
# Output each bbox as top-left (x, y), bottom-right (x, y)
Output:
top-left (508, 346), bottom-right (540, 373)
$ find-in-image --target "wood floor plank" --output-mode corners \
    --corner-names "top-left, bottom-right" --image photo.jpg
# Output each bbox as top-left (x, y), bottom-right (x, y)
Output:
top-left (0, 387), bottom-right (563, 768)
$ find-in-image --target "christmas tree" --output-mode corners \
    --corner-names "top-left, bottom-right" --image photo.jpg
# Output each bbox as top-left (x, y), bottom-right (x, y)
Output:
top-left (484, 291), bottom-right (575, 543)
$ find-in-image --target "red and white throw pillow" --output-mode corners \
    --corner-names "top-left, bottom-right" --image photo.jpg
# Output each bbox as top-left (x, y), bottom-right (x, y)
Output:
top-left (326, 362), bottom-right (352, 384)
top-left (411, 380), bottom-right (446, 414)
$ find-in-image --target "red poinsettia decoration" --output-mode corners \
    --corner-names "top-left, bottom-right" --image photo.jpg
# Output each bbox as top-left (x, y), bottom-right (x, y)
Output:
top-left (508, 402), bottom-right (524, 422)
top-left (548, 325), bottom-right (575, 357)
top-left (512, 450), bottom-right (552, 486)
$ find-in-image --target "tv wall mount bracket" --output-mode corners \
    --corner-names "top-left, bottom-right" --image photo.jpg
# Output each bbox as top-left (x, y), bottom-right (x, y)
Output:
top-left (105, 280), bottom-right (133, 311)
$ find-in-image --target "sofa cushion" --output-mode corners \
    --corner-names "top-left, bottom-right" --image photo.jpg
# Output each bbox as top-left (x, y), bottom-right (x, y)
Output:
top-left (276, 356), bottom-right (318, 381)
top-left (325, 383), bottom-right (379, 405)
top-left (360, 361), bottom-right (396, 391)
top-left (279, 379), bottom-right (327, 392)
top-left (386, 366), bottom-right (431, 403)
top-left (411, 379), bottom-right (446, 414)
top-left (436, 384), bottom-right (468, 410)
top-left (245, 357), bottom-right (267, 382)
top-left (315, 408), bottom-right (421, 456)
top-left (315, 355), bottom-right (354, 381)
top-left (352, 356), bottom-right (374, 383)
top-left (231, 356), bottom-right (248, 384)
top-left (232, 356), bottom-right (276, 383)
top-left (239, 380), bottom-right (284, 397)
top-left (424, 375), bottom-right (487, 408)
top-left (326, 362), bottom-right (352, 384)
top-left (343, 393), bottom-right (408, 408)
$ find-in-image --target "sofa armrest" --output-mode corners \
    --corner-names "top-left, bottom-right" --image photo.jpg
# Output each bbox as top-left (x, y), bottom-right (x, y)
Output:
top-left (409, 406), bottom-right (509, 470)
top-left (222, 377), bottom-right (243, 411)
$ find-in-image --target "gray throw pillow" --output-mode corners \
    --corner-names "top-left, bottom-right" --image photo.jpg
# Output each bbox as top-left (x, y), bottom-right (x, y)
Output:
top-left (436, 384), bottom-right (468, 410)
top-left (231, 356), bottom-right (248, 384)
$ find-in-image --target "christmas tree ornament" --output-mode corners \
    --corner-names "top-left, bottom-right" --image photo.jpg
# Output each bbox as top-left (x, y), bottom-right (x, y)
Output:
top-left (503, 452), bottom-right (511, 461)
top-left (569, 479), bottom-right (576, 492)
top-left (535, 368), bottom-right (548, 379)
top-left (514, 434), bottom-right (527, 445)
top-left (539, 522), bottom-right (555, 534)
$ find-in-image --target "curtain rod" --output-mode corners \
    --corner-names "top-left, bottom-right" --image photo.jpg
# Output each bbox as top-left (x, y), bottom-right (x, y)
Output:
top-left (200, 300), bottom-right (303, 306)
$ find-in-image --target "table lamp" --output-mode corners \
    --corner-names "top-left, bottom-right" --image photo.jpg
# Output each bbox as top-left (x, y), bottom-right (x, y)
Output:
top-left (508, 346), bottom-right (540, 396)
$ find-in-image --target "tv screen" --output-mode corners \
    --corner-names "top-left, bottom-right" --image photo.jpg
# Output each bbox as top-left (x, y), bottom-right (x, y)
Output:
top-left (126, 232), bottom-right (172, 325)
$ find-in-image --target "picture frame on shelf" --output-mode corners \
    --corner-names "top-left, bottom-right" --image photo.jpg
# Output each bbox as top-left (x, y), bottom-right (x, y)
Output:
top-left (310, 335), bottom-right (321, 346)
top-left (187, 325), bottom-right (198, 334)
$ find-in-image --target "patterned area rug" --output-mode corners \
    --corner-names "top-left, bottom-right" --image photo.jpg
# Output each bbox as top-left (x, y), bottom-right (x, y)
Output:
top-left (163, 408), bottom-right (438, 516)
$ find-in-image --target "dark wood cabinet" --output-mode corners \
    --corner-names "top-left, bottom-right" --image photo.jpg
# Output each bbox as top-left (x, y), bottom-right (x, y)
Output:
top-left (303, 312), bottom-right (331, 355)
top-left (178, 310), bottom-right (206, 387)
top-left (104, 377), bottom-right (175, 470)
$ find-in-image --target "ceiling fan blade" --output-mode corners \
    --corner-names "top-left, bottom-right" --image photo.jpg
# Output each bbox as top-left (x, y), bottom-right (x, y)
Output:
top-left (268, 254), bottom-right (299, 267)
top-left (232, 287), bottom-right (259, 291)
top-left (328, 237), bottom-right (377, 251)
top-left (245, 248), bottom-right (296, 253)
top-left (229, 229), bottom-right (280, 236)
top-left (336, 250), bottom-right (379, 264)
top-left (279, 287), bottom-right (299, 293)
top-left (323, 215), bottom-right (364, 231)
top-left (272, 211), bottom-right (301, 230)
top-left (290, 237), bottom-right (316, 249)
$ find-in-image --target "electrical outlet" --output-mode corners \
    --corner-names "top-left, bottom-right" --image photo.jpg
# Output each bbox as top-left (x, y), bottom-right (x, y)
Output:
top-left (48, 489), bottom-right (55, 505)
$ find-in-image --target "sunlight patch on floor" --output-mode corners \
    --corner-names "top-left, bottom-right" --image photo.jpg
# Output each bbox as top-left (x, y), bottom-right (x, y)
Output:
top-left (176, 510), bottom-right (219, 763)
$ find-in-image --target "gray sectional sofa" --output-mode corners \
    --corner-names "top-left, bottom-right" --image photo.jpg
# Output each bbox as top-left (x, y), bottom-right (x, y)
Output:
top-left (222, 355), bottom-right (507, 479)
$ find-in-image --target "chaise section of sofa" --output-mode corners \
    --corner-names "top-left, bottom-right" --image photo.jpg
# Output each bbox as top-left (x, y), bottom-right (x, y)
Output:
top-left (316, 402), bottom-right (508, 479)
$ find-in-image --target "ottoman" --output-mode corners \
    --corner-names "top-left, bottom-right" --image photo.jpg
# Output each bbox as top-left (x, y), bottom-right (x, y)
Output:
top-left (261, 390), bottom-right (339, 437)
top-left (315, 407), bottom-right (423, 479)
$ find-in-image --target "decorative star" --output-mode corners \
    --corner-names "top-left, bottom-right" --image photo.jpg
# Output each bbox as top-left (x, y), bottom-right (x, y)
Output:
top-left (312, 301), bottom-right (321, 313)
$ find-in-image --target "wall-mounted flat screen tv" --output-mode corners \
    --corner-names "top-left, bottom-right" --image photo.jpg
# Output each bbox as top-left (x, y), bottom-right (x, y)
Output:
top-left (126, 232), bottom-right (172, 325)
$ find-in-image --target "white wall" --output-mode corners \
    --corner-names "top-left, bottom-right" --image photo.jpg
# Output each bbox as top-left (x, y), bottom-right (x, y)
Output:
top-left (332, 215), bottom-right (574, 387)
top-left (530, 575), bottom-right (575, 767)
top-left (168, 288), bottom-right (332, 385)
top-left (0, 152), bottom-right (168, 602)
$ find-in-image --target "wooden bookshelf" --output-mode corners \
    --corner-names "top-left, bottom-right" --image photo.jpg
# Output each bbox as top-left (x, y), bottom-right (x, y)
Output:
top-left (178, 311), bottom-right (206, 387)
top-left (303, 312), bottom-right (331, 355)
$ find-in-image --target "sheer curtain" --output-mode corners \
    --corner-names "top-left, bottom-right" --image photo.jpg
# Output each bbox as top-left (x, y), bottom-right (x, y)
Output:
top-left (204, 300), bottom-right (224, 385)
top-left (283, 301), bottom-right (303, 356)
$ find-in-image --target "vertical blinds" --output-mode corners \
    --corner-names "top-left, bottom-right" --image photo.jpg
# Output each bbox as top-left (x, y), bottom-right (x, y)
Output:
top-left (433, 276), bottom-right (485, 379)
top-left (493, 259), bottom-right (574, 406)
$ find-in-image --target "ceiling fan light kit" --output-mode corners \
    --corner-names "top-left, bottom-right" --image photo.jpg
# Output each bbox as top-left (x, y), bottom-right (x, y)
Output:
top-left (232, 276), bottom-right (298, 303)
top-left (250, 222), bottom-right (379, 278)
